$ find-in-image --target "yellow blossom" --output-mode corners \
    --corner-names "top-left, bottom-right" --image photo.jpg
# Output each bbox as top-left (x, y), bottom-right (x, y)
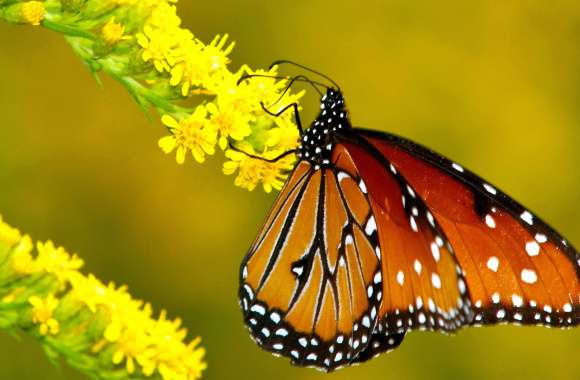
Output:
top-left (35, 240), bottom-right (84, 282)
top-left (136, 25), bottom-right (179, 72)
top-left (159, 106), bottom-right (217, 164)
top-left (69, 273), bottom-right (108, 312)
top-left (0, 215), bottom-right (21, 245)
top-left (101, 18), bottom-right (125, 45)
top-left (11, 235), bottom-right (36, 274)
top-left (223, 148), bottom-right (295, 192)
top-left (29, 294), bottom-right (60, 335)
top-left (21, 1), bottom-right (45, 26)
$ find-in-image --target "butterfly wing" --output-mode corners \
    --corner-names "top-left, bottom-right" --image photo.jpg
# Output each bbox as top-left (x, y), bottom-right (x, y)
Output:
top-left (333, 142), bottom-right (474, 337)
top-left (349, 128), bottom-right (580, 328)
top-left (239, 160), bottom-right (384, 371)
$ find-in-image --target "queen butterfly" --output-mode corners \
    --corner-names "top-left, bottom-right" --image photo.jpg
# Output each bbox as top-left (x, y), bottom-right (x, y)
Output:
top-left (238, 64), bottom-right (580, 372)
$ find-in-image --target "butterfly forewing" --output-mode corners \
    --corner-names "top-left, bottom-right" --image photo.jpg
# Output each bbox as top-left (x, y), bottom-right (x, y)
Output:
top-left (357, 129), bottom-right (580, 327)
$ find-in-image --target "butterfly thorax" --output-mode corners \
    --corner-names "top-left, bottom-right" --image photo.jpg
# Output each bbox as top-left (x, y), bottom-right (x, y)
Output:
top-left (297, 88), bottom-right (351, 169)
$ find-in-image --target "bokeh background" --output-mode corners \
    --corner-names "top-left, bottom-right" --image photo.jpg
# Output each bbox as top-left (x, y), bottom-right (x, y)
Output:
top-left (1, 1), bottom-right (580, 379)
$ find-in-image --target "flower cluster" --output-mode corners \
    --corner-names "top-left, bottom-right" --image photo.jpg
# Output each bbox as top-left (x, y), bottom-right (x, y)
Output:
top-left (0, 0), bottom-right (304, 193)
top-left (0, 216), bottom-right (206, 380)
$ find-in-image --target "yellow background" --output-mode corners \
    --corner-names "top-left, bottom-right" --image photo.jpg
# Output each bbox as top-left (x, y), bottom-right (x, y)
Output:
top-left (1, 0), bottom-right (579, 379)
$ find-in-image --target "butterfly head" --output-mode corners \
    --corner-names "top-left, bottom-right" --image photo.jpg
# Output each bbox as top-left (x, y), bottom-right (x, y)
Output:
top-left (297, 88), bottom-right (350, 168)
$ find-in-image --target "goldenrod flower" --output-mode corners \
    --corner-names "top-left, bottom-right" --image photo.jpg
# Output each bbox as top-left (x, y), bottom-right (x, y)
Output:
top-left (159, 106), bottom-right (218, 164)
top-left (102, 18), bottom-right (126, 45)
top-left (35, 240), bottom-right (84, 283)
top-left (0, 217), bottom-right (207, 379)
top-left (20, 1), bottom-right (45, 26)
top-left (0, 215), bottom-right (21, 245)
top-left (29, 294), bottom-right (60, 335)
top-left (223, 148), bottom-right (295, 193)
top-left (11, 235), bottom-right (36, 274)
top-left (136, 25), bottom-right (179, 72)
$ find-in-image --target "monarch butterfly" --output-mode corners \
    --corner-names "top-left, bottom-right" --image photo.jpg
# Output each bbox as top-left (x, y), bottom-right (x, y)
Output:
top-left (238, 62), bottom-right (580, 371)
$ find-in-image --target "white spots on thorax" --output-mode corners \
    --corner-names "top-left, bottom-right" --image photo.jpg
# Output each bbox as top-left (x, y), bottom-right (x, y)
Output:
top-left (521, 268), bottom-right (537, 284)
top-left (485, 214), bottom-right (496, 229)
top-left (525, 241), bottom-right (540, 257)
top-left (396, 270), bottom-right (405, 286)
top-left (413, 259), bottom-right (422, 275)
top-left (520, 211), bottom-right (534, 225)
top-left (486, 256), bottom-right (499, 272)
top-left (452, 163), bottom-right (464, 172)
top-left (483, 183), bottom-right (497, 195)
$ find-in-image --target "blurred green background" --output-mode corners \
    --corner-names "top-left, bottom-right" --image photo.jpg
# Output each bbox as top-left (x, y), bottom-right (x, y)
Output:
top-left (1, 0), bottom-right (579, 379)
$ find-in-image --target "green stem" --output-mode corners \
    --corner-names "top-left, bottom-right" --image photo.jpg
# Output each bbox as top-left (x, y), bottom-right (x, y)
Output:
top-left (43, 19), bottom-right (96, 40)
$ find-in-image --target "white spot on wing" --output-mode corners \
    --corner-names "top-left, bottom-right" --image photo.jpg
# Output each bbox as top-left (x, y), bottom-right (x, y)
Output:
top-left (521, 268), bottom-right (537, 284)
top-left (486, 256), bottom-right (499, 272)
top-left (526, 241), bottom-right (540, 257)
top-left (520, 211), bottom-right (534, 225)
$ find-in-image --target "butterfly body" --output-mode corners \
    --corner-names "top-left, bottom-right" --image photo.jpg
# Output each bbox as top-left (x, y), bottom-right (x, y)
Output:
top-left (239, 87), bottom-right (580, 371)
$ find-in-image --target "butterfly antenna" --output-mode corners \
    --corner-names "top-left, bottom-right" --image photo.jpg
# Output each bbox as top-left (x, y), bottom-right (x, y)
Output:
top-left (269, 60), bottom-right (341, 90)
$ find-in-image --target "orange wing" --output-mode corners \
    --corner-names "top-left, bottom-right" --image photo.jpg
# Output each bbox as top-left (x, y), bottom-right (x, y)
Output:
top-left (239, 160), bottom-right (383, 371)
top-left (355, 128), bottom-right (580, 328)
top-left (335, 142), bottom-right (473, 338)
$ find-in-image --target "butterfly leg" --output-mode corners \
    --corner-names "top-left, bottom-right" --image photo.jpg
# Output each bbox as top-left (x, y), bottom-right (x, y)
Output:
top-left (260, 101), bottom-right (303, 133)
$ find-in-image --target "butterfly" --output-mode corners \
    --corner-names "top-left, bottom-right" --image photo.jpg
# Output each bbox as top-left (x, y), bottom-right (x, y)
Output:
top-left (237, 62), bottom-right (580, 372)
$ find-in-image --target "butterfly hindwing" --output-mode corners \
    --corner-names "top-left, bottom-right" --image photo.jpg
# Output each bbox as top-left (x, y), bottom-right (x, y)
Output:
top-left (240, 161), bottom-right (384, 371)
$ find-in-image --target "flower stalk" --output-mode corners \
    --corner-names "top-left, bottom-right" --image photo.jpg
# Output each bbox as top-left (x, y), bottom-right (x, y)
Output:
top-left (0, 215), bottom-right (207, 380)
top-left (0, 0), bottom-right (303, 192)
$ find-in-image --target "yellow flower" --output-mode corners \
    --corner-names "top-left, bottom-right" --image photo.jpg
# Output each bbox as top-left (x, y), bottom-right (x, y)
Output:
top-left (170, 35), bottom-right (233, 97)
top-left (136, 25), bottom-right (178, 72)
top-left (11, 235), bottom-right (36, 274)
top-left (147, 1), bottom-right (182, 32)
top-left (0, 215), bottom-right (21, 246)
top-left (35, 240), bottom-right (84, 283)
top-left (206, 102), bottom-right (252, 149)
top-left (102, 18), bottom-right (125, 45)
top-left (111, 326), bottom-right (148, 374)
top-left (21, 1), bottom-right (45, 26)
top-left (159, 106), bottom-right (217, 164)
top-left (223, 148), bottom-right (295, 192)
top-left (69, 273), bottom-right (108, 313)
top-left (265, 123), bottom-right (300, 152)
top-left (29, 294), bottom-right (60, 335)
